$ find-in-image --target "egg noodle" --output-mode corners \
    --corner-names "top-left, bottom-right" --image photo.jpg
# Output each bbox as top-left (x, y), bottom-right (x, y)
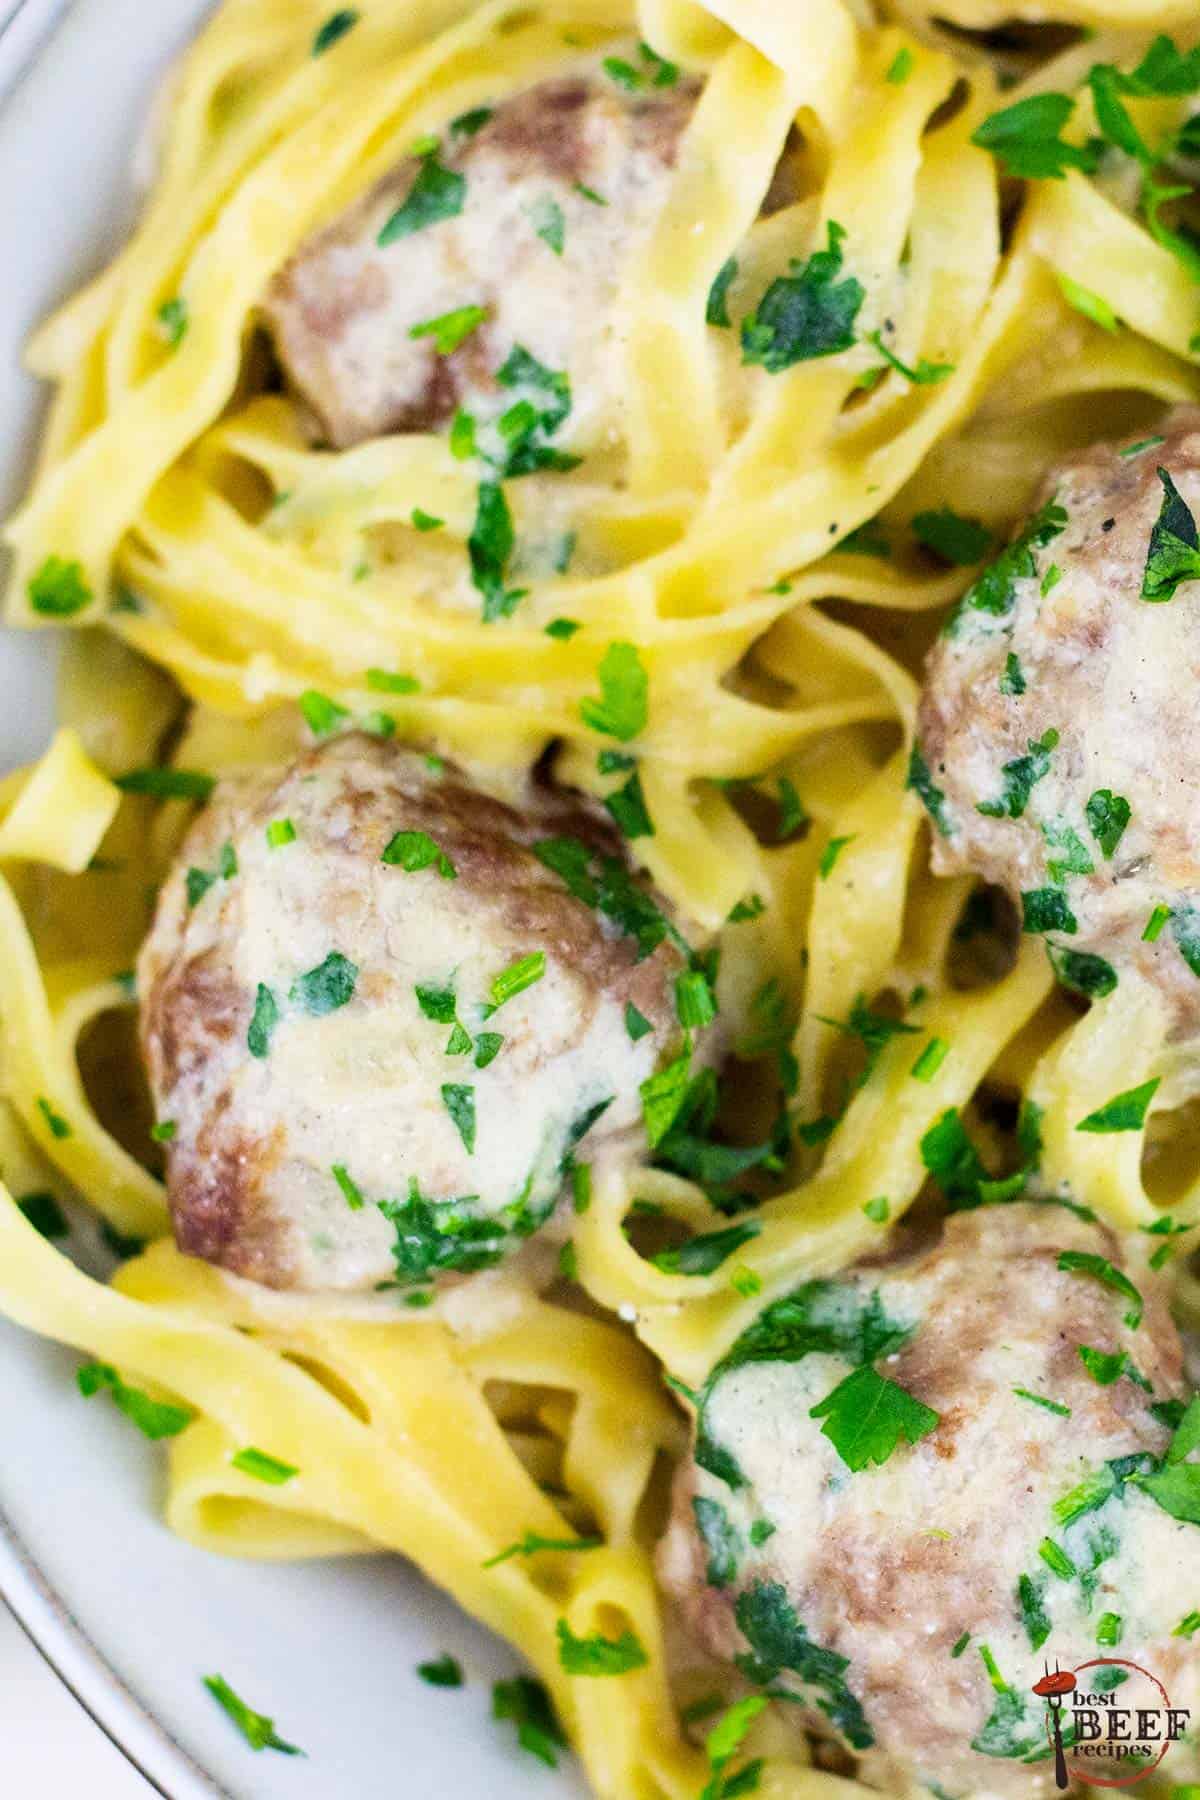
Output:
top-left (1, 0), bottom-right (1199, 1793)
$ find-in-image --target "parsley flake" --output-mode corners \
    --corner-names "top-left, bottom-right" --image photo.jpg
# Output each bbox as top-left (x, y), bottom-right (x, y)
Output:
top-left (28, 555), bottom-right (92, 617)
top-left (580, 641), bottom-right (648, 740)
top-left (556, 1618), bottom-right (648, 1677)
top-left (378, 151), bottom-right (466, 246)
top-left (78, 1362), bottom-right (192, 1440)
top-left (204, 1675), bottom-right (301, 1755)
top-left (312, 8), bottom-right (358, 54)
top-left (809, 1364), bottom-right (939, 1471)
top-left (1076, 1076), bottom-right (1159, 1135)
top-left (741, 222), bottom-right (864, 372)
top-left (1142, 467), bottom-right (1200, 600)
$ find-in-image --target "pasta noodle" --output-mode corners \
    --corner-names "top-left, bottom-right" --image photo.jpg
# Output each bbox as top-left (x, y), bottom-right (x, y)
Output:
top-left (1, 0), bottom-right (1199, 1793)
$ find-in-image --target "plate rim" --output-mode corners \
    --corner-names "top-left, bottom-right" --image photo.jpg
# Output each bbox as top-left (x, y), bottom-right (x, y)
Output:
top-left (0, 1500), bottom-right (228, 1800)
top-left (0, 3), bottom-right (225, 1791)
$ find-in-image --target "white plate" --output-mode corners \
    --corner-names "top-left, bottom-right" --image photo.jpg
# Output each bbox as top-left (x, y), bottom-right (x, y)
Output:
top-left (0, 4), bottom-right (586, 1793)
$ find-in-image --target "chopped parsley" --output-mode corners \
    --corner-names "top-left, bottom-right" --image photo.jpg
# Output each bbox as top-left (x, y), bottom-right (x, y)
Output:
top-left (886, 47), bottom-right (914, 84)
top-left (492, 1675), bottom-right (566, 1767)
top-left (1138, 1396), bottom-right (1200, 1525)
top-left (379, 1181), bottom-right (507, 1285)
top-left (625, 1003), bottom-right (653, 1041)
top-left (970, 92), bottom-right (1099, 180)
top-left (78, 1362), bottom-right (192, 1440)
top-left (652, 1221), bottom-right (761, 1277)
top-left (487, 952), bottom-right (545, 1012)
top-left (976, 728), bottom-right (1058, 819)
top-left (906, 743), bottom-right (954, 836)
top-left (483, 1532), bottom-right (602, 1569)
top-left (999, 652), bottom-right (1026, 696)
top-left (707, 257), bottom-right (738, 328)
top-left (809, 1364), bottom-right (939, 1471)
top-left (580, 641), bottom-right (648, 740)
top-left (203, 1675), bottom-right (301, 1754)
top-left (1017, 1574), bottom-right (1051, 1651)
top-left (28, 555), bottom-right (92, 617)
top-left (290, 950), bottom-right (357, 1015)
top-left (378, 149), bottom-right (466, 246)
top-left (693, 1495), bottom-right (742, 1587)
top-left (440, 1084), bottom-right (476, 1153)
top-left (728, 893), bottom-right (766, 924)
top-left (912, 508), bottom-right (993, 566)
top-left (312, 8), bottom-right (358, 54)
top-left (469, 481), bottom-right (525, 621)
top-left (1042, 819), bottom-right (1093, 884)
top-left (947, 496), bottom-right (1067, 632)
top-left (951, 1633), bottom-right (970, 1658)
top-left (533, 835), bottom-right (685, 961)
top-left (266, 818), bottom-right (296, 848)
top-left (156, 296), bottom-right (188, 347)
top-left (1013, 1387), bottom-right (1071, 1417)
top-left (1142, 466), bottom-right (1200, 600)
top-left (231, 1448), bottom-right (299, 1485)
top-left (1075, 1076), bottom-right (1159, 1135)
top-left (819, 834), bottom-right (854, 878)
top-left (911, 1037), bottom-right (949, 1082)
top-left (675, 968), bottom-right (716, 1029)
top-left (1057, 272), bottom-right (1118, 333)
top-left (1039, 1538), bottom-right (1076, 1579)
top-left (605, 768), bottom-right (654, 839)
top-left (473, 1032), bottom-right (503, 1069)
top-left (115, 766), bottom-right (215, 801)
top-left (556, 1618), bottom-right (648, 1676)
top-left (1057, 1250), bottom-right (1144, 1327)
top-left (530, 193), bottom-right (565, 255)
top-left (1096, 1612), bottom-right (1123, 1646)
top-left (1079, 1353), bottom-right (1137, 1389)
top-left (409, 304), bottom-right (487, 355)
top-left (1046, 944), bottom-right (1118, 999)
top-left (1085, 789), bottom-right (1131, 859)
top-left (185, 867), bottom-right (215, 908)
top-left (816, 994), bottom-right (919, 1087)
top-left (381, 829), bottom-right (457, 878)
top-left (332, 1164), bottom-right (365, 1210)
top-left (1021, 887), bottom-right (1077, 935)
top-left (451, 106), bottom-right (492, 138)
top-left (150, 1120), bottom-right (176, 1143)
top-left (416, 1654), bottom-right (464, 1687)
top-left (246, 983), bottom-right (280, 1058)
top-left (366, 667), bottom-right (420, 693)
top-left (1143, 903), bottom-right (1172, 942)
top-left (545, 616), bottom-right (581, 639)
top-left (741, 222), bottom-right (864, 372)
top-left (298, 689), bottom-right (349, 736)
top-left (864, 328), bottom-right (954, 386)
top-left (733, 1582), bottom-right (873, 1748)
top-left (863, 1196), bottom-right (890, 1223)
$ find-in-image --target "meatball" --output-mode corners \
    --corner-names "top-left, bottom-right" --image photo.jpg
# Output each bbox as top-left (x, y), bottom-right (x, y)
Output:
top-left (658, 1204), bottom-right (1200, 1795)
top-left (262, 62), bottom-right (699, 450)
top-left (139, 733), bottom-right (704, 1292)
top-left (914, 409), bottom-right (1200, 1030)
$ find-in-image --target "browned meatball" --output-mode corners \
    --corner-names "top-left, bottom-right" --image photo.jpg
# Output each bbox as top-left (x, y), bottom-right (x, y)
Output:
top-left (658, 1204), bottom-right (1199, 1795)
top-left (138, 733), bottom-right (711, 1292)
top-left (262, 61), bottom-right (700, 450)
top-left (912, 409), bottom-right (1200, 1030)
